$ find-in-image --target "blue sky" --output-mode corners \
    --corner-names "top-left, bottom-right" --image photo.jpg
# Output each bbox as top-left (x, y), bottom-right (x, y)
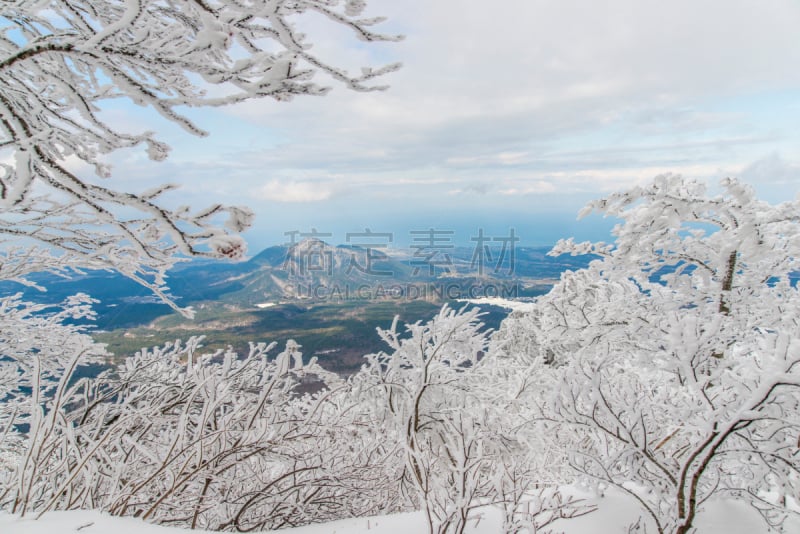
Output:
top-left (95, 0), bottom-right (800, 251)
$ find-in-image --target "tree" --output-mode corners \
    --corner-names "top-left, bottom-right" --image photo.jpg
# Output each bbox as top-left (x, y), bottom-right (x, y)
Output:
top-left (0, 0), bottom-right (402, 524)
top-left (525, 175), bottom-right (800, 533)
top-left (364, 305), bottom-right (493, 534)
top-left (1, 332), bottom-right (405, 528)
top-left (0, 292), bottom-right (105, 512)
top-left (0, 0), bottom-right (400, 314)
top-left (358, 305), bottom-right (592, 534)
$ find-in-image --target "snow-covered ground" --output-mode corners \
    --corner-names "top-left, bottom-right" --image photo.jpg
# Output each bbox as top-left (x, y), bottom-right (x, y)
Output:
top-left (458, 297), bottom-right (537, 313)
top-left (4, 490), bottom-right (796, 533)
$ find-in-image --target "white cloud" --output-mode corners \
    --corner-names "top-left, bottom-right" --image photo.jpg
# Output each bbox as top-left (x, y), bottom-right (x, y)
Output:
top-left (219, 0), bottom-right (800, 194)
top-left (447, 183), bottom-right (492, 195)
top-left (256, 180), bottom-right (336, 203)
top-left (104, 0), bottom-right (800, 244)
top-left (740, 153), bottom-right (800, 186)
top-left (498, 181), bottom-right (558, 196)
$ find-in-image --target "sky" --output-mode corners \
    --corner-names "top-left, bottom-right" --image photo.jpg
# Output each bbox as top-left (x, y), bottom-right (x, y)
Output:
top-left (101, 0), bottom-right (800, 251)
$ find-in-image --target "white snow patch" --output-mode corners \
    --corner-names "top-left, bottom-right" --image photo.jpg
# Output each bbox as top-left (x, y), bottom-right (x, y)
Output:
top-left (458, 297), bottom-right (536, 312)
top-left (2, 490), bottom-right (797, 533)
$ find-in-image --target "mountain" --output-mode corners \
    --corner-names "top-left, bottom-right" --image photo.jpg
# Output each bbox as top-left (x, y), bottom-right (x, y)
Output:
top-left (0, 240), bottom-right (596, 376)
top-left (217, 239), bottom-right (416, 306)
top-left (0, 240), bottom-right (594, 330)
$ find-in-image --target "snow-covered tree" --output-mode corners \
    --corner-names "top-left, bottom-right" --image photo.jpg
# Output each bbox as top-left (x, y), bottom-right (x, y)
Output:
top-left (368, 306), bottom-right (493, 534)
top-left (2, 333), bottom-right (404, 528)
top-left (358, 305), bottom-right (592, 534)
top-left (0, 2), bottom-right (403, 523)
top-left (0, 0), bottom-right (400, 313)
top-left (526, 175), bottom-right (800, 533)
top-left (0, 292), bottom-right (106, 514)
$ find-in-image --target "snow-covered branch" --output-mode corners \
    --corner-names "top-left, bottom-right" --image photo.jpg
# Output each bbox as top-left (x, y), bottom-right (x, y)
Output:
top-left (507, 176), bottom-right (800, 534)
top-left (0, 0), bottom-right (400, 313)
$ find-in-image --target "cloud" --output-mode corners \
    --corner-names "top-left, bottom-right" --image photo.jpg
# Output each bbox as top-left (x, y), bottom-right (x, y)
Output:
top-left (498, 181), bottom-right (558, 196)
top-left (447, 183), bottom-right (493, 195)
top-left (256, 180), bottom-right (336, 203)
top-left (99, 0), bottom-right (800, 242)
top-left (220, 0), bottom-right (800, 192)
top-left (739, 153), bottom-right (800, 186)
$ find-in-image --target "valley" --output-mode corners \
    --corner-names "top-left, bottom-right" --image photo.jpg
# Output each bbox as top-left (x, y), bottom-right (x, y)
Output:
top-left (3, 240), bottom-right (592, 375)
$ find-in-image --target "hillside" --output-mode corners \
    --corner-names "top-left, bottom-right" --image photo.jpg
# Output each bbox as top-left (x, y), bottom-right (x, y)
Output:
top-left (2, 241), bottom-right (592, 375)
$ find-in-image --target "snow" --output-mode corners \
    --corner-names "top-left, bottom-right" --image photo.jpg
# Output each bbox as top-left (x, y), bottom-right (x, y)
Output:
top-left (4, 178), bottom-right (799, 533)
top-left (3, 490), bottom-right (796, 534)
top-left (458, 297), bottom-right (537, 312)
top-left (0, 510), bottom-right (436, 534)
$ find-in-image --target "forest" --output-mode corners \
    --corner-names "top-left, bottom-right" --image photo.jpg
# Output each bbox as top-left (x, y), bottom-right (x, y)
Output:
top-left (2, 2), bottom-right (800, 534)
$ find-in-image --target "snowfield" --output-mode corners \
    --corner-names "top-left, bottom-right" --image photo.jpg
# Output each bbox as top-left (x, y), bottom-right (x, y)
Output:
top-left (458, 297), bottom-right (537, 313)
top-left (3, 489), bottom-right (797, 534)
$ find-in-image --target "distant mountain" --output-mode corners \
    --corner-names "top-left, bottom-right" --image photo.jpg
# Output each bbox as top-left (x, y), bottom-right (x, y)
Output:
top-left (0, 240), bottom-right (594, 329)
top-left (1, 240), bottom-right (598, 376)
top-left (204, 239), bottom-right (416, 306)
